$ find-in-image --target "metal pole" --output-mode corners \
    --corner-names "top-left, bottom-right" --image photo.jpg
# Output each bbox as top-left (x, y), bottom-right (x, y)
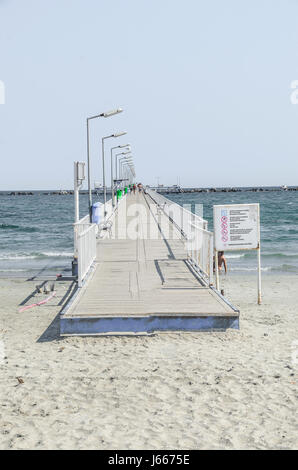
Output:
top-left (102, 137), bottom-right (107, 218)
top-left (118, 158), bottom-right (127, 184)
top-left (115, 153), bottom-right (122, 196)
top-left (115, 154), bottom-right (118, 180)
top-left (111, 148), bottom-right (115, 207)
top-left (124, 165), bottom-right (127, 189)
top-left (257, 244), bottom-right (262, 305)
top-left (120, 161), bottom-right (127, 188)
top-left (86, 109), bottom-right (123, 221)
top-left (111, 146), bottom-right (130, 206)
top-left (256, 203), bottom-right (262, 304)
top-left (215, 249), bottom-right (219, 291)
top-left (120, 161), bottom-right (123, 186)
top-left (115, 154), bottom-right (132, 188)
top-left (119, 158), bottom-right (132, 185)
top-left (118, 158), bottom-right (121, 183)
top-left (209, 234), bottom-right (214, 286)
top-left (86, 119), bottom-right (92, 221)
top-left (74, 162), bottom-right (80, 223)
top-left (74, 162), bottom-right (79, 263)
top-left (115, 154), bottom-right (122, 195)
top-left (112, 147), bottom-right (130, 205)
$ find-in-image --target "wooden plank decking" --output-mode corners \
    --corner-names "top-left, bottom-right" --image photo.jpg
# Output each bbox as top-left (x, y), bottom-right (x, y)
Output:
top-left (60, 193), bottom-right (239, 335)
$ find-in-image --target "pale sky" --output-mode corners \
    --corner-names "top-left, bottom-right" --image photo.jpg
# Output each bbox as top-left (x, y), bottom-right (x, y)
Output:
top-left (1, 0), bottom-right (298, 189)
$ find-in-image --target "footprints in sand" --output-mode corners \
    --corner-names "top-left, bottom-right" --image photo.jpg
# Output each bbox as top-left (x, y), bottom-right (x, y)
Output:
top-left (0, 276), bottom-right (297, 449)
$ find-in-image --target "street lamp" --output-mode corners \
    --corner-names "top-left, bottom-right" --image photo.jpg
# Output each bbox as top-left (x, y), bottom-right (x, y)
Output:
top-left (102, 132), bottom-right (127, 216)
top-left (119, 157), bottom-right (134, 185)
top-left (86, 107), bottom-right (123, 220)
top-left (121, 161), bottom-right (135, 186)
top-left (118, 156), bottom-right (133, 175)
top-left (110, 145), bottom-right (130, 206)
top-left (118, 156), bottom-right (133, 191)
top-left (116, 152), bottom-right (132, 180)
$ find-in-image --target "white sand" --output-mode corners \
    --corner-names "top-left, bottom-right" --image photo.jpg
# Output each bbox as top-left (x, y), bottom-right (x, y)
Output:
top-left (0, 274), bottom-right (297, 450)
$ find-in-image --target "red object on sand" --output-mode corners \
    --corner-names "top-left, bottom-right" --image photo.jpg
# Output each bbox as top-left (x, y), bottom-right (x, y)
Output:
top-left (19, 292), bottom-right (56, 313)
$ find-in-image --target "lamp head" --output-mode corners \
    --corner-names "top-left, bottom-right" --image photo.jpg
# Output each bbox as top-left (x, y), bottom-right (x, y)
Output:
top-left (101, 108), bottom-right (123, 118)
top-left (113, 131), bottom-right (127, 138)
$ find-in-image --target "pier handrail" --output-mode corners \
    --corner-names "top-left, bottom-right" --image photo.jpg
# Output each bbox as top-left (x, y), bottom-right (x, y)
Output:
top-left (74, 214), bottom-right (97, 287)
top-left (74, 196), bottom-right (126, 287)
top-left (77, 223), bottom-right (97, 287)
top-left (74, 214), bottom-right (92, 259)
top-left (187, 222), bottom-right (214, 283)
top-left (146, 188), bottom-right (213, 284)
top-left (146, 188), bottom-right (208, 229)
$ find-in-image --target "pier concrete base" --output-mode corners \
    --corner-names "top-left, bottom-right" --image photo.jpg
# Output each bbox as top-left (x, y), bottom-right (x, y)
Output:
top-left (60, 315), bottom-right (239, 336)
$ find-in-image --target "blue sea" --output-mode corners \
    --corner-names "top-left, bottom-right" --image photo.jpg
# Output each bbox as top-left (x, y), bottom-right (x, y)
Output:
top-left (0, 190), bottom-right (297, 278)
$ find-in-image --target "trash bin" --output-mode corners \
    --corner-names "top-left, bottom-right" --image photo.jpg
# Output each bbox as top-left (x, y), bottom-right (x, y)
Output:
top-left (92, 202), bottom-right (102, 224)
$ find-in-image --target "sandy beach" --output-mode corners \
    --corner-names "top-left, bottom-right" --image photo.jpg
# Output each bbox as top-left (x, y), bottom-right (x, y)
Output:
top-left (0, 273), bottom-right (297, 450)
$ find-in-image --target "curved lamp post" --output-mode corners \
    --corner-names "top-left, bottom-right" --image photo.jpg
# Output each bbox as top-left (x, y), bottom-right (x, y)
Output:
top-left (121, 160), bottom-right (134, 186)
top-left (102, 132), bottom-right (127, 216)
top-left (86, 108), bottom-right (123, 220)
top-left (119, 158), bottom-right (134, 188)
top-left (116, 152), bottom-right (132, 180)
top-left (111, 145), bottom-right (130, 206)
top-left (118, 155), bottom-right (133, 183)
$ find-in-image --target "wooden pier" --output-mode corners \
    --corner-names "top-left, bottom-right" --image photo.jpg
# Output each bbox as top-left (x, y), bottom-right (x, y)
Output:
top-left (60, 192), bottom-right (239, 335)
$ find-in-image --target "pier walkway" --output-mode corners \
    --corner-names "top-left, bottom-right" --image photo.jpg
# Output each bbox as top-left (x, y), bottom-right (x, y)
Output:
top-left (60, 192), bottom-right (239, 335)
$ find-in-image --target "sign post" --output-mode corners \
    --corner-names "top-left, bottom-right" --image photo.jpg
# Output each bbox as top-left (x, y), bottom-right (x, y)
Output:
top-left (213, 203), bottom-right (261, 304)
top-left (214, 249), bottom-right (219, 291)
top-left (73, 162), bottom-right (86, 276)
top-left (74, 161), bottom-right (86, 223)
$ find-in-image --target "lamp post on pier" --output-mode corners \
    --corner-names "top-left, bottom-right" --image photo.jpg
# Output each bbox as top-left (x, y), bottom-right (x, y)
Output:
top-left (115, 152), bottom-right (132, 180)
top-left (121, 160), bottom-right (134, 186)
top-left (119, 157), bottom-right (133, 186)
top-left (111, 145), bottom-right (130, 206)
top-left (118, 155), bottom-right (133, 179)
top-left (86, 108), bottom-right (123, 221)
top-left (102, 132), bottom-right (127, 217)
top-left (119, 157), bottom-right (133, 187)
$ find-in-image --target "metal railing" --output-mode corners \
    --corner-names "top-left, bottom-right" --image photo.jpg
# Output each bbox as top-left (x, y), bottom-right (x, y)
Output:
top-left (74, 215), bottom-right (97, 287)
top-left (146, 188), bottom-right (214, 284)
top-left (77, 223), bottom-right (97, 287)
top-left (74, 197), bottom-right (126, 287)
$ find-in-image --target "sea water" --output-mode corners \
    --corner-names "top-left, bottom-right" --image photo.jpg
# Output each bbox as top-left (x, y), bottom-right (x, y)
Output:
top-left (0, 190), bottom-right (297, 277)
top-left (167, 190), bottom-right (298, 275)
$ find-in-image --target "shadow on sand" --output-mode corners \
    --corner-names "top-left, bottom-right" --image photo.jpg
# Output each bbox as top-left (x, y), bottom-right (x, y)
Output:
top-left (37, 281), bottom-right (77, 343)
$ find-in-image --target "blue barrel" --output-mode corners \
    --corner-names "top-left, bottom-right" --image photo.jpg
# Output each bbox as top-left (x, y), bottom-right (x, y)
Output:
top-left (92, 202), bottom-right (102, 224)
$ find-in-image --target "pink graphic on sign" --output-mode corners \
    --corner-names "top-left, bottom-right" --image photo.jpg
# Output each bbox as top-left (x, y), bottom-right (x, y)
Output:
top-left (220, 211), bottom-right (229, 244)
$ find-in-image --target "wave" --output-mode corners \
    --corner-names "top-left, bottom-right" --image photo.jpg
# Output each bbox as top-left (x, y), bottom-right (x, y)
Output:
top-left (0, 224), bottom-right (19, 229)
top-left (0, 268), bottom-right (28, 272)
top-left (261, 252), bottom-right (298, 259)
top-left (229, 267), bottom-right (271, 272)
top-left (0, 251), bottom-right (73, 260)
top-left (0, 223), bottom-right (39, 233)
top-left (271, 264), bottom-right (298, 272)
top-left (229, 264), bottom-right (298, 273)
top-left (42, 251), bottom-right (73, 258)
top-left (227, 252), bottom-right (298, 259)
